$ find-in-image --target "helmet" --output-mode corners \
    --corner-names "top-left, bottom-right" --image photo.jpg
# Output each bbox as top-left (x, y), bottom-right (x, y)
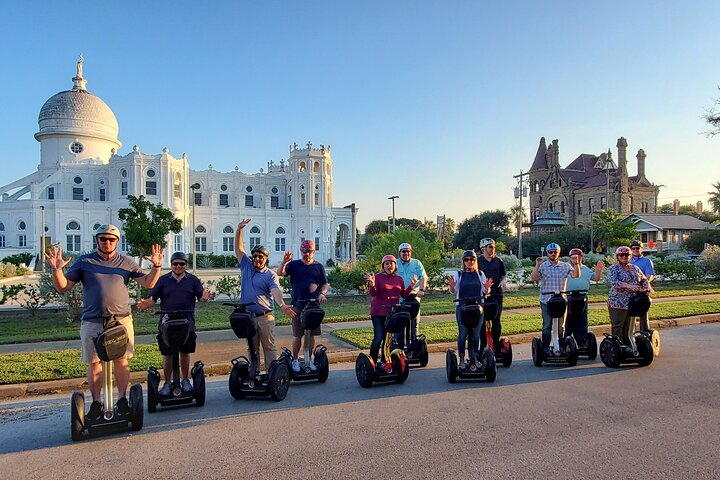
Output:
top-left (94, 224), bottom-right (120, 239)
top-left (381, 254), bottom-right (397, 265)
top-left (615, 246), bottom-right (631, 256)
top-left (398, 242), bottom-right (412, 252)
top-left (546, 242), bottom-right (560, 253)
top-left (300, 239), bottom-right (316, 252)
top-left (170, 251), bottom-right (187, 262)
top-left (479, 238), bottom-right (495, 248)
top-left (462, 249), bottom-right (477, 259)
top-left (568, 248), bottom-right (584, 257)
top-left (630, 240), bottom-right (643, 248)
top-left (250, 245), bottom-right (270, 258)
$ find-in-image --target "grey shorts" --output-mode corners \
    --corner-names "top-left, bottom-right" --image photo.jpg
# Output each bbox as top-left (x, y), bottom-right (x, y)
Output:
top-left (80, 315), bottom-right (135, 364)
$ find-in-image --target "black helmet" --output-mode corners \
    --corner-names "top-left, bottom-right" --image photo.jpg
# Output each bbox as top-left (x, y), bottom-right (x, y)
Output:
top-left (170, 251), bottom-right (187, 263)
top-left (630, 240), bottom-right (643, 248)
top-left (462, 249), bottom-right (477, 259)
top-left (251, 245), bottom-right (270, 258)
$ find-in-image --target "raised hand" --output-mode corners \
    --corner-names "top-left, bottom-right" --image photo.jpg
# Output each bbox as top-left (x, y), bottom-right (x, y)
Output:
top-left (595, 260), bottom-right (605, 273)
top-left (144, 244), bottom-right (164, 267)
top-left (282, 251), bottom-right (293, 264)
top-left (201, 286), bottom-right (213, 302)
top-left (447, 275), bottom-right (457, 291)
top-left (238, 218), bottom-right (252, 230)
top-left (484, 277), bottom-right (494, 291)
top-left (409, 274), bottom-right (419, 289)
top-left (364, 272), bottom-right (375, 288)
top-left (136, 297), bottom-right (154, 311)
top-left (45, 246), bottom-right (71, 271)
top-left (535, 256), bottom-right (545, 267)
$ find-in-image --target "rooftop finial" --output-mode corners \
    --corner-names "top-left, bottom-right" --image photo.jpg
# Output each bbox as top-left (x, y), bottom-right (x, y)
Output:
top-left (72, 54), bottom-right (87, 91)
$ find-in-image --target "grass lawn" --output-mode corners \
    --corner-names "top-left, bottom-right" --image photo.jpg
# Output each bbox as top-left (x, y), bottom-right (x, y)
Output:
top-left (332, 299), bottom-right (720, 348)
top-left (0, 280), bottom-right (718, 346)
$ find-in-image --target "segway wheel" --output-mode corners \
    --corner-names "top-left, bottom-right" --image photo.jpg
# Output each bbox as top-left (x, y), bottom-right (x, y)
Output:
top-left (269, 362), bottom-right (290, 401)
top-left (393, 353), bottom-right (409, 384)
top-left (531, 337), bottom-right (544, 367)
top-left (70, 391), bottom-right (85, 441)
top-left (637, 335), bottom-right (654, 367)
top-left (483, 348), bottom-right (497, 383)
top-left (355, 354), bottom-right (374, 388)
top-left (566, 336), bottom-right (579, 367)
top-left (316, 352), bottom-right (330, 384)
top-left (146, 370), bottom-right (159, 413)
top-left (501, 341), bottom-right (513, 368)
top-left (599, 337), bottom-right (622, 368)
top-left (445, 349), bottom-right (458, 384)
top-left (129, 383), bottom-right (144, 431)
top-left (586, 332), bottom-right (598, 360)
top-left (418, 338), bottom-right (429, 368)
top-left (229, 364), bottom-right (246, 400)
top-left (650, 329), bottom-right (661, 357)
top-left (193, 367), bottom-right (206, 407)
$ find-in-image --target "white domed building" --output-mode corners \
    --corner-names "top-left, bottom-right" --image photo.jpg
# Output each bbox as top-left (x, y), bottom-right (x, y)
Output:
top-left (0, 57), bottom-right (354, 266)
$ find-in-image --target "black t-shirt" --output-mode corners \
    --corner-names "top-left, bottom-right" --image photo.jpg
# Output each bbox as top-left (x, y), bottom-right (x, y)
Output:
top-left (477, 256), bottom-right (506, 295)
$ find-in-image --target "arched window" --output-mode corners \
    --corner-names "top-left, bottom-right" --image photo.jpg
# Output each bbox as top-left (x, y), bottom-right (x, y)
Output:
top-left (174, 172), bottom-right (182, 199)
top-left (313, 161), bottom-right (320, 173)
top-left (299, 162), bottom-right (306, 172)
top-left (223, 225), bottom-right (234, 234)
top-left (222, 225), bottom-right (234, 252)
top-left (65, 221), bottom-right (80, 251)
top-left (195, 225), bottom-right (206, 233)
top-left (0, 222), bottom-right (4, 231)
top-left (195, 225), bottom-right (207, 252)
top-left (274, 226), bottom-right (286, 252)
top-left (17, 220), bottom-right (26, 231)
top-left (249, 225), bottom-right (261, 249)
top-left (66, 221), bottom-right (81, 230)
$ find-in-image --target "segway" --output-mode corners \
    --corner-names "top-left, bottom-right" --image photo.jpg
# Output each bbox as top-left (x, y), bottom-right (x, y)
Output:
top-left (446, 297), bottom-right (497, 383)
top-left (225, 302), bottom-right (290, 401)
top-left (279, 299), bottom-right (330, 383)
top-left (482, 296), bottom-right (513, 368)
top-left (635, 291), bottom-right (660, 357)
top-left (531, 293), bottom-right (579, 367)
top-left (599, 292), bottom-right (654, 368)
top-left (392, 294), bottom-right (429, 368)
top-left (147, 310), bottom-right (205, 412)
top-left (565, 290), bottom-right (598, 360)
top-left (355, 303), bottom-right (410, 388)
top-left (71, 316), bottom-right (143, 441)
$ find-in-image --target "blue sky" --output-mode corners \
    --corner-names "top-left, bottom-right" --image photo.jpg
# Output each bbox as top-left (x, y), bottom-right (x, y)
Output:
top-left (2, 1), bottom-right (719, 230)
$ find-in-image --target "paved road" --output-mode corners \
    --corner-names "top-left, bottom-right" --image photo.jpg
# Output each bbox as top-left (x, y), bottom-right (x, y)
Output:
top-left (1, 323), bottom-right (719, 479)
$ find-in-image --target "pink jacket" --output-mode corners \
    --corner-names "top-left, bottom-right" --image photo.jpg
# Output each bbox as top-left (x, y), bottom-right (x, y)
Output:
top-left (369, 272), bottom-right (413, 316)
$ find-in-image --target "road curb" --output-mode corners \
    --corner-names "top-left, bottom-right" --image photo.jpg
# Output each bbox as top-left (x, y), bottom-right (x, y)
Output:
top-left (2, 313), bottom-right (719, 400)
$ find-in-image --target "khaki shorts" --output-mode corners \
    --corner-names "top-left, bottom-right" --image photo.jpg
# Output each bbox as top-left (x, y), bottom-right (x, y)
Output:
top-left (80, 315), bottom-right (135, 364)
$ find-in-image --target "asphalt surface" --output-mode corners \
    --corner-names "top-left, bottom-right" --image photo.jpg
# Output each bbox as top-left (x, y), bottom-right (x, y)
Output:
top-left (0, 323), bottom-right (718, 479)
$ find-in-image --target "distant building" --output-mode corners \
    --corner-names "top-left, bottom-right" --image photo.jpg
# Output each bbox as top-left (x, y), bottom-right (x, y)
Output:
top-left (623, 213), bottom-right (716, 252)
top-left (0, 58), bottom-right (353, 265)
top-left (527, 136), bottom-right (661, 232)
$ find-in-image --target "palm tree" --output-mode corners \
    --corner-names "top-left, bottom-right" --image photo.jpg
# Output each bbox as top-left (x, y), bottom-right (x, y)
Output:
top-left (709, 182), bottom-right (720, 214)
top-left (509, 204), bottom-right (528, 237)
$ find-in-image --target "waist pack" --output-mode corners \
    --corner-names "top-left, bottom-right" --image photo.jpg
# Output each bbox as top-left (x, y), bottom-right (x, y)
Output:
top-left (300, 305), bottom-right (325, 331)
top-left (460, 303), bottom-right (482, 329)
top-left (230, 310), bottom-right (257, 339)
top-left (94, 319), bottom-right (129, 362)
top-left (159, 314), bottom-right (191, 349)
top-left (384, 310), bottom-right (411, 334)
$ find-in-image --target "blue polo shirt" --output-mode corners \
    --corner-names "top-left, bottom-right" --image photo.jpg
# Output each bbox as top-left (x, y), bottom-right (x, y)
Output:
top-left (630, 255), bottom-right (654, 278)
top-left (566, 265), bottom-right (594, 292)
top-left (239, 255), bottom-right (282, 315)
top-left (148, 272), bottom-right (204, 327)
top-left (65, 252), bottom-right (145, 322)
top-left (396, 258), bottom-right (428, 294)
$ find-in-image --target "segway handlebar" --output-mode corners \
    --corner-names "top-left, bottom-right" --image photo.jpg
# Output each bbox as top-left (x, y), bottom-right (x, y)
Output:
top-left (222, 302), bottom-right (256, 309)
top-left (153, 309), bottom-right (194, 315)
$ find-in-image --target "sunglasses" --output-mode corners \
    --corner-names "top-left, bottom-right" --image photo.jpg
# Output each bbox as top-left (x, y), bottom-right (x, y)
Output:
top-left (463, 258), bottom-right (476, 262)
top-left (631, 247), bottom-right (640, 250)
top-left (400, 250), bottom-right (411, 254)
top-left (252, 254), bottom-right (266, 259)
top-left (171, 262), bottom-right (186, 267)
top-left (547, 250), bottom-right (558, 254)
top-left (97, 237), bottom-right (117, 243)
top-left (617, 253), bottom-right (630, 258)
top-left (300, 249), bottom-right (313, 254)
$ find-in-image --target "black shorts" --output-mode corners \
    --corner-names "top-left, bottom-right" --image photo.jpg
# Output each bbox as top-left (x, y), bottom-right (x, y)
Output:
top-left (157, 331), bottom-right (197, 355)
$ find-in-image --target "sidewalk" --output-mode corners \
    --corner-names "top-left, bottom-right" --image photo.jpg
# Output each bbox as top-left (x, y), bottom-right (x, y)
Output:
top-left (1, 295), bottom-right (720, 399)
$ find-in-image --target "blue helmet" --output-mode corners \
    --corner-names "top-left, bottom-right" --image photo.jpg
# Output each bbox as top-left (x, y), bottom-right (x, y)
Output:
top-left (546, 242), bottom-right (560, 253)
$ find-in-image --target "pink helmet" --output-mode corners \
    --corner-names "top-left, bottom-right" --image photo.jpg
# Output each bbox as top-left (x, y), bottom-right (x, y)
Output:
top-left (569, 248), bottom-right (584, 257)
top-left (300, 239), bottom-right (316, 252)
top-left (381, 255), bottom-right (397, 265)
top-left (615, 246), bottom-right (631, 256)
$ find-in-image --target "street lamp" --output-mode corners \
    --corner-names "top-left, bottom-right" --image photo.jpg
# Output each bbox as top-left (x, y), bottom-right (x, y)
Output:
top-left (388, 195), bottom-right (399, 232)
top-left (190, 182), bottom-right (201, 273)
top-left (344, 203), bottom-right (357, 267)
top-left (40, 205), bottom-right (45, 273)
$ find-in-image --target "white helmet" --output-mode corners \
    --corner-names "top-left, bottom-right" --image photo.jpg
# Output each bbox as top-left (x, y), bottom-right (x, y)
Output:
top-left (398, 242), bottom-right (412, 252)
top-left (480, 238), bottom-right (495, 248)
top-left (94, 224), bottom-right (121, 239)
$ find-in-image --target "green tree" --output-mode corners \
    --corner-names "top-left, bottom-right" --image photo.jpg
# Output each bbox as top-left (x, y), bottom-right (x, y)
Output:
top-left (359, 228), bottom-right (443, 275)
top-left (117, 195), bottom-right (183, 257)
top-left (453, 210), bottom-right (511, 251)
top-left (508, 204), bottom-right (528, 238)
top-left (703, 87), bottom-right (720, 137)
top-left (684, 228), bottom-right (720, 253)
top-left (594, 209), bottom-right (637, 252)
top-left (709, 182), bottom-right (720, 214)
top-left (364, 219), bottom-right (390, 235)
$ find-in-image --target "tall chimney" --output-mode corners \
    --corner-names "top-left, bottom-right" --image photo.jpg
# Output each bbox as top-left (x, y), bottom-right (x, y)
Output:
top-left (637, 149), bottom-right (646, 180)
top-left (617, 137), bottom-right (628, 176)
top-left (696, 201), bottom-right (703, 214)
top-left (673, 199), bottom-right (680, 215)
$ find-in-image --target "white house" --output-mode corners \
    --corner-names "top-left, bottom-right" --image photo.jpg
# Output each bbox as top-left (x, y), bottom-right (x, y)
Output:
top-left (0, 57), bottom-right (353, 266)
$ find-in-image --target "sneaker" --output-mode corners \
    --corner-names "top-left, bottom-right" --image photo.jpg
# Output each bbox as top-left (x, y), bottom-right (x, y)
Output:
top-left (542, 347), bottom-right (552, 357)
top-left (87, 400), bottom-right (103, 421)
top-left (159, 382), bottom-right (171, 396)
top-left (308, 362), bottom-right (317, 371)
top-left (458, 358), bottom-right (467, 370)
top-left (291, 359), bottom-right (301, 373)
top-left (116, 397), bottom-right (130, 416)
top-left (181, 378), bottom-right (193, 394)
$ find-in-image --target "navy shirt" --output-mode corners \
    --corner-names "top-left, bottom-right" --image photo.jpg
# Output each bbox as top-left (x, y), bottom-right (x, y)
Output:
top-left (284, 260), bottom-right (328, 310)
top-left (148, 272), bottom-right (204, 327)
top-left (477, 256), bottom-right (506, 295)
top-left (65, 252), bottom-right (145, 322)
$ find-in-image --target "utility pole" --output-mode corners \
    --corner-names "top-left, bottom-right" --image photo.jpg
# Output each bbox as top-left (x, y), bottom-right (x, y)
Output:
top-left (513, 170), bottom-right (529, 259)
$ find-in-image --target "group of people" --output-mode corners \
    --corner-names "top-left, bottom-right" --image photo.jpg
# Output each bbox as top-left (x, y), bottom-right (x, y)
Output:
top-left (44, 221), bottom-right (656, 419)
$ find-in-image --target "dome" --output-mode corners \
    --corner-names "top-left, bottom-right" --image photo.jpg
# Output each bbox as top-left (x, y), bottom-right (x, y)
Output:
top-left (35, 58), bottom-right (120, 146)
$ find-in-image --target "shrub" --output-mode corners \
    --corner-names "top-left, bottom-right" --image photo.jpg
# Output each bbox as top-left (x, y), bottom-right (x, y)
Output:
top-left (0, 284), bottom-right (24, 304)
top-left (38, 273), bottom-right (84, 323)
top-left (1, 253), bottom-right (33, 267)
top-left (327, 263), bottom-right (366, 296)
top-left (326, 258), bottom-right (336, 267)
top-left (17, 285), bottom-right (48, 314)
top-left (698, 245), bottom-right (720, 279)
top-left (212, 275), bottom-right (242, 302)
top-left (425, 262), bottom-right (448, 291)
top-left (278, 275), bottom-right (291, 294)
